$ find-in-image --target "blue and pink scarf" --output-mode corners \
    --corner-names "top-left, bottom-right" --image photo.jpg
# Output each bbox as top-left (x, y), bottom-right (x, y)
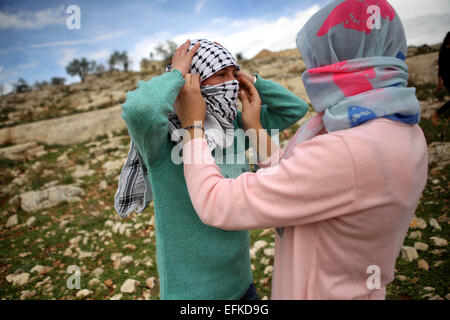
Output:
top-left (277, 0), bottom-right (421, 237)
top-left (294, 0), bottom-right (421, 142)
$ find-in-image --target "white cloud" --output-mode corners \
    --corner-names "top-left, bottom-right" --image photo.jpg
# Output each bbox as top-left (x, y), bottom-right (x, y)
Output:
top-left (389, 0), bottom-right (450, 21)
top-left (172, 5), bottom-right (321, 59)
top-left (196, 0), bottom-right (207, 14)
top-left (128, 4), bottom-right (320, 71)
top-left (389, 0), bottom-right (450, 45)
top-left (402, 12), bottom-right (450, 46)
top-left (90, 49), bottom-right (110, 61)
top-left (160, 0), bottom-right (448, 64)
top-left (31, 31), bottom-right (126, 48)
top-left (0, 63), bottom-right (36, 83)
top-left (57, 47), bottom-right (114, 69)
top-left (0, 6), bottom-right (65, 30)
top-left (18, 62), bottom-right (38, 70)
top-left (0, 81), bottom-right (14, 95)
top-left (128, 31), bottom-right (172, 70)
top-left (58, 48), bottom-right (78, 67)
top-left (0, 68), bottom-right (19, 81)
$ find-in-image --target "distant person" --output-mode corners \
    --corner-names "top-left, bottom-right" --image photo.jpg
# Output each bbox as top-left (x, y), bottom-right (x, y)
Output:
top-left (177, 0), bottom-right (428, 299)
top-left (115, 39), bottom-right (308, 299)
top-left (432, 31), bottom-right (450, 125)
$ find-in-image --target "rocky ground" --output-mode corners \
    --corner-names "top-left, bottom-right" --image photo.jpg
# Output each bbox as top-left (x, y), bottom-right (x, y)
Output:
top-left (0, 46), bottom-right (448, 300)
top-left (0, 70), bottom-right (158, 130)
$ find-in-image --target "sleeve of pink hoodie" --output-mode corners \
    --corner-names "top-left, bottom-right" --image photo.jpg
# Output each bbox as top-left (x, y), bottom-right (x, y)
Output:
top-left (183, 135), bottom-right (357, 231)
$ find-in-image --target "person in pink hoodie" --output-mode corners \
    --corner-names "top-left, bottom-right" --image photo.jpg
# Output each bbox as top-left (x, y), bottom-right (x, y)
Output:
top-left (174, 0), bottom-right (428, 299)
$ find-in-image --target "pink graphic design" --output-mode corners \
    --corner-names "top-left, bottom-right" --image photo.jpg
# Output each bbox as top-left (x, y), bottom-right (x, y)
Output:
top-left (309, 61), bottom-right (376, 97)
top-left (317, 0), bottom-right (396, 37)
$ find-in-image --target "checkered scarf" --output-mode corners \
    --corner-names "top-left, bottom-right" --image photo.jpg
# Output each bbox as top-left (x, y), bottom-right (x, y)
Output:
top-left (114, 39), bottom-right (240, 217)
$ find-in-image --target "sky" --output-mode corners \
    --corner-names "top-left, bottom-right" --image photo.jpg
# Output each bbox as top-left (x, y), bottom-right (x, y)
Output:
top-left (0, 0), bottom-right (449, 94)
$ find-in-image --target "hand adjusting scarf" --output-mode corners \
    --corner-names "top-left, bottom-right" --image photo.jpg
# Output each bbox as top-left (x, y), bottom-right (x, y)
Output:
top-left (115, 39), bottom-right (240, 218)
top-left (276, 0), bottom-right (421, 237)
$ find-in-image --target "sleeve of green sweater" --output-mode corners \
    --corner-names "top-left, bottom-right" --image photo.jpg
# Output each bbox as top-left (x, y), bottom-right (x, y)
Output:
top-left (121, 69), bottom-right (185, 168)
top-left (235, 74), bottom-right (309, 145)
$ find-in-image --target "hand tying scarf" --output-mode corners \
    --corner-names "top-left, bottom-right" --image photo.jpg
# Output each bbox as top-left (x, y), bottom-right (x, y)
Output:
top-left (276, 0), bottom-right (421, 237)
top-left (115, 39), bottom-right (240, 217)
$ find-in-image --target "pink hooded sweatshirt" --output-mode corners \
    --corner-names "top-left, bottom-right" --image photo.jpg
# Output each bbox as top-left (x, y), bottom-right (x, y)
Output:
top-left (182, 117), bottom-right (427, 299)
top-left (182, 0), bottom-right (428, 300)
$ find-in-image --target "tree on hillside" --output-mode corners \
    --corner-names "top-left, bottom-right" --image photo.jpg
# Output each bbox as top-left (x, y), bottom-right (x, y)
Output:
top-left (13, 78), bottom-right (31, 93)
top-left (65, 58), bottom-right (96, 82)
top-left (120, 51), bottom-right (131, 72)
top-left (109, 51), bottom-right (131, 72)
top-left (0, 84), bottom-right (4, 96)
top-left (51, 77), bottom-right (66, 86)
top-left (95, 63), bottom-right (106, 75)
top-left (108, 51), bottom-right (120, 71)
top-left (155, 40), bottom-right (178, 65)
top-left (33, 80), bottom-right (49, 90)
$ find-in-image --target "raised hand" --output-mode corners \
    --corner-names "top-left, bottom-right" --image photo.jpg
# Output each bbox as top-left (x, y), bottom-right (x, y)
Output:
top-left (172, 40), bottom-right (201, 77)
top-left (238, 75), bottom-right (262, 131)
top-left (176, 73), bottom-right (206, 129)
top-left (238, 75), bottom-right (279, 163)
top-left (237, 70), bottom-right (255, 84)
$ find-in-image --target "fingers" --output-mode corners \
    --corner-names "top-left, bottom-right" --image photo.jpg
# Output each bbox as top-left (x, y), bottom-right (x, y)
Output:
top-left (238, 75), bottom-right (258, 97)
top-left (187, 42), bottom-right (201, 60)
top-left (239, 87), bottom-right (248, 99)
top-left (185, 73), bottom-right (191, 85)
top-left (179, 40), bottom-right (190, 51)
top-left (191, 74), bottom-right (201, 89)
top-left (238, 88), bottom-right (250, 105)
top-left (183, 73), bottom-right (201, 90)
top-left (174, 40), bottom-right (189, 57)
top-left (238, 70), bottom-right (254, 83)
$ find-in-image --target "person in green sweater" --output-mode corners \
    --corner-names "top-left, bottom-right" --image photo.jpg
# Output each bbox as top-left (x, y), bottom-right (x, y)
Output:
top-left (116, 39), bottom-right (308, 299)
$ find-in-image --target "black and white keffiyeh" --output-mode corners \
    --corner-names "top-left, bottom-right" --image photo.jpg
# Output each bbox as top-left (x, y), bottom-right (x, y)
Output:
top-left (114, 39), bottom-right (240, 218)
top-left (114, 139), bottom-right (152, 216)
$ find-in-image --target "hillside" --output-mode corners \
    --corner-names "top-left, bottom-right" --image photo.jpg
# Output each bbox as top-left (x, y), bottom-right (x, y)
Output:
top-left (0, 46), bottom-right (448, 300)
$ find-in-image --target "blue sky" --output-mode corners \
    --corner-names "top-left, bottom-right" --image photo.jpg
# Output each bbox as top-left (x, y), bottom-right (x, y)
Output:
top-left (1, 0), bottom-right (449, 93)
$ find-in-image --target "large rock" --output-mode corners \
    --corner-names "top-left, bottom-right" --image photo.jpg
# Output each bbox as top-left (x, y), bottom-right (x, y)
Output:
top-left (6, 272), bottom-right (30, 286)
top-left (406, 52), bottom-right (438, 85)
top-left (19, 185), bottom-right (85, 213)
top-left (0, 142), bottom-right (46, 161)
top-left (420, 100), bottom-right (444, 120)
top-left (0, 105), bottom-right (125, 146)
top-left (30, 265), bottom-right (53, 276)
top-left (120, 279), bottom-right (139, 294)
top-left (430, 237), bottom-right (448, 247)
top-left (410, 217), bottom-right (427, 229)
top-left (76, 289), bottom-right (93, 298)
top-left (6, 214), bottom-right (18, 228)
top-left (428, 142), bottom-right (450, 166)
top-left (401, 246), bottom-right (419, 262)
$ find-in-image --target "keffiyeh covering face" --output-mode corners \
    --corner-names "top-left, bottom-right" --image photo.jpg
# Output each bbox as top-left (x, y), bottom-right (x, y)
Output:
top-left (276, 0), bottom-right (421, 237)
top-left (115, 39), bottom-right (240, 217)
top-left (168, 39), bottom-right (241, 150)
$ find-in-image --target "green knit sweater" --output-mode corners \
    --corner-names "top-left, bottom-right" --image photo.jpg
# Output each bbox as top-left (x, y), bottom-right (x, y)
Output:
top-left (121, 69), bottom-right (308, 299)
